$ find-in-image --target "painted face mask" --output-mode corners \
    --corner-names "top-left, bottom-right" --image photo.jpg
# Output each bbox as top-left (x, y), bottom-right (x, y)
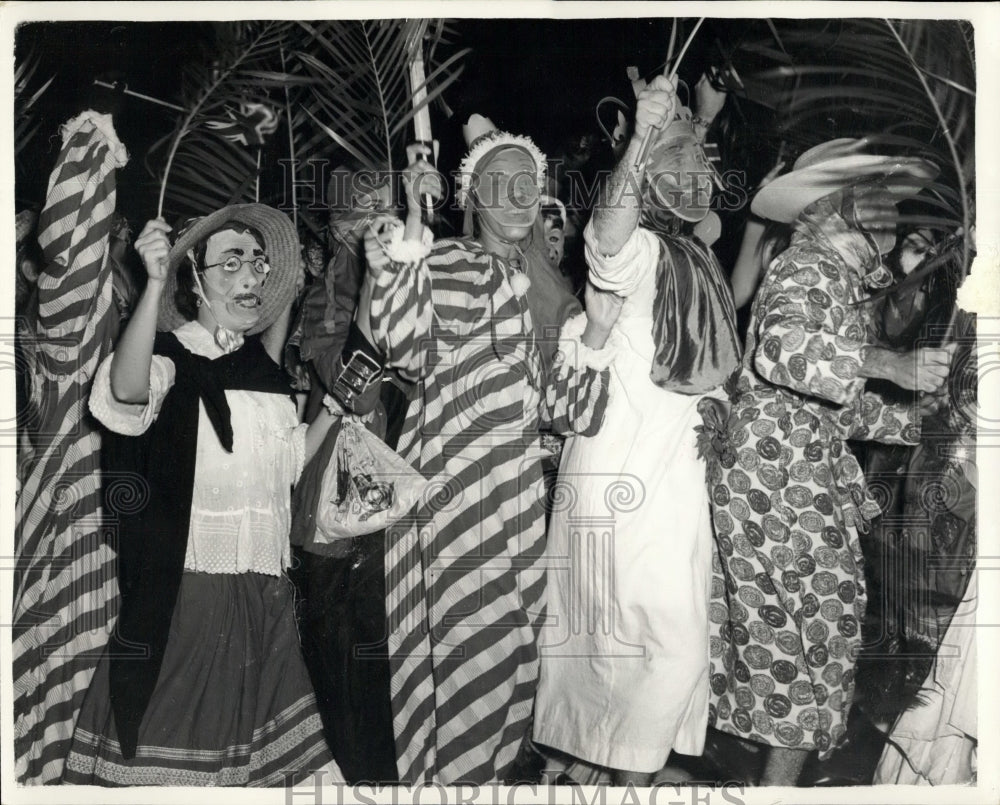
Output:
top-left (896, 229), bottom-right (937, 276)
top-left (190, 228), bottom-right (269, 351)
top-left (841, 182), bottom-right (899, 289)
top-left (643, 115), bottom-right (718, 223)
top-left (472, 146), bottom-right (542, 241)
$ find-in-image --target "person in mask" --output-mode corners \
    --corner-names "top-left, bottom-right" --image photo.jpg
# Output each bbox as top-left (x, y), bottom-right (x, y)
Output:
top-left (65, 205), bottom-right (343, 786)
top-left (287, 163), bottom-right (412, 784)
top-left (695, 139), bottom-right (955, 785)
top-left (357, 117), bottom-right (623, 785)
top-left (532, 74), bottom-right (742, 787)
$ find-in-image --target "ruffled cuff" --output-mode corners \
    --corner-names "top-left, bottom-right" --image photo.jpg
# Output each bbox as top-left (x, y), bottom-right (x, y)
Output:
top-left (59, 110), bottom-right (129, 168)
top-left (88, 353), bottom-right (176, 436)
top-left (382, 221), bottom-right (433, 266)
top-left (557, 311), bottom-right (623, 372)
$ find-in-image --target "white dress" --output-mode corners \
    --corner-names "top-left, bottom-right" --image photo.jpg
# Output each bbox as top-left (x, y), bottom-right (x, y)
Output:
top-left (533, 224), bottom-right (714, 774)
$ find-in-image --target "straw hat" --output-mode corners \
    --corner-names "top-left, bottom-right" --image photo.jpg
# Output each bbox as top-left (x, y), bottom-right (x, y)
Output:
top-left (751, 138), bottom-right (939, 224)
top-left (157, 203), bottom-right (299, 335)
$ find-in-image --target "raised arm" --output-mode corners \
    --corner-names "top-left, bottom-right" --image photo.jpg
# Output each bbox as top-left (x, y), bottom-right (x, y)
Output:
top-left (109, 218), bottom-right (171, 403)
top-left (591, 75), bottom-right (677, 258)
top-left (363, 156), bottom-right (443, 382)
top-left (540, 284), bottom-right (621, 437)
top-left (731, 162), bottom-right (786, 309)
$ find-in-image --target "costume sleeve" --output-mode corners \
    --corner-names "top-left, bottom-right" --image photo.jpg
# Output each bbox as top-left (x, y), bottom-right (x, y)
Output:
top-left (840, 393), bottom-right (921, 445)
top-left (584, 220), bottom-right (660, 297)
top-left (88, 352), bottom-right (176, 436)
top-left (539, 312), bottom-right (619, 436)
top-left (368, 249), bottom-right (434, 384)
top-left (753, 249), bottom-right (869, 406)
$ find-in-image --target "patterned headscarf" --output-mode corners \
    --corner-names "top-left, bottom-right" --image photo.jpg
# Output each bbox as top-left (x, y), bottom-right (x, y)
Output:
top-left (796, 182), bottom-right (896, 290)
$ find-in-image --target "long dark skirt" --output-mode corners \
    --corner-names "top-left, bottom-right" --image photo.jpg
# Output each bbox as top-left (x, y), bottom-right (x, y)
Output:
top-left (64, 572), bottom-right (341, 786)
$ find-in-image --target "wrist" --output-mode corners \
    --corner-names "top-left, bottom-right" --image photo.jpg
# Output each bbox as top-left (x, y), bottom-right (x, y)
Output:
top-left (144, 276), bottom-right (166, 295)
top-left (582, 319), bottom-right (612, 349)
top-left (861, 345), bottom-right (896, 384)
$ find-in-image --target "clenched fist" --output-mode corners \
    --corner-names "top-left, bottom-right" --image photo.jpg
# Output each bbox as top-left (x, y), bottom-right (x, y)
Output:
top-left (134, 218), bottom-right (172, 284)
top-left (633, 74), bottom-right (679, 142)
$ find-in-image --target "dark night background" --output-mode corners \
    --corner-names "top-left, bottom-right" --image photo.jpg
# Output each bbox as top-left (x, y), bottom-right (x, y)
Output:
top-left (13, 18), bottom-right (781, 220)
top-left (10, 17), bottom-right (976, 788)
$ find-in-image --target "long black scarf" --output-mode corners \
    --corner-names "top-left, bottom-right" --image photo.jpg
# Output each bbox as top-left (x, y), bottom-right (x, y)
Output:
top-left (102, 331), bottom-right (293, 760)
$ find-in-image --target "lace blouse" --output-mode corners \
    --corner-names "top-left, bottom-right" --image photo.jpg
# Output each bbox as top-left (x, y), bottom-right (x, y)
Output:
top-left (90, 321), bottom-right (306, 576)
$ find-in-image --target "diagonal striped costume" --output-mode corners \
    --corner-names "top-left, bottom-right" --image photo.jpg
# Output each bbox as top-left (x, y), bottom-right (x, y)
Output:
top-left (369, 238), bottom-right (614, 784)
top-left (14, 111), bottom-right (128, 784)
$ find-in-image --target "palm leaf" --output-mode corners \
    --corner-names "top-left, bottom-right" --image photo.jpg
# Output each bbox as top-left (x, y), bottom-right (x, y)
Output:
top-left (153, 20), bottom-right (302, 221)
top-left (14, 44), bottom-right (55, 159)
top-left (731, 18), bottom-right (974, 303)
top-left (292, 20), bottom-right (468, 174)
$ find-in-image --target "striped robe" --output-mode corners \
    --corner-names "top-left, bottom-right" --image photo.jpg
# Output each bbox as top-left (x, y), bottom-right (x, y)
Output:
top-left (370, 238), bottom-right (611, 784)
top-left (14, 112), bottom-right (128, 783)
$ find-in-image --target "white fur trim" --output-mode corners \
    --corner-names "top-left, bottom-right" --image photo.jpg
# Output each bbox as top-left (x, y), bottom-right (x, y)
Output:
top-left (558, 311), bottom-right (622, 372)
top-left (457, 130), bottom-right (547, 209)
top-left (382, 222), bottom-right (433, 265)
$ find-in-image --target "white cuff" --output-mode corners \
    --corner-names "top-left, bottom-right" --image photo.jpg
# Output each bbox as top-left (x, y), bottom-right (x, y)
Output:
top-left (382, 222), bottom-right (433, 265)
top-left (322, 394), bottom-right (348, 417)
top-left (583, 221), bottom-right (659, 297)
top-left (88, 353), bottom-right (176, 436)
top-left (557, 311), bottom-right (622, 372)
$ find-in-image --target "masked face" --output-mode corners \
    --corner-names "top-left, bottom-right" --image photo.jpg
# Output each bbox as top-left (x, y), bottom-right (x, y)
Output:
top-left (352, 176), bottom-right (393, 213)
top-left (851, 185), bottom-right (899, 255)
top-left (544, 217), bottom-right (565, 268)
top-left (473, 147), bottom-right (541, 241)
top-left (897, 229), bottom-right (936, 275)
top-left (644, 122), bottom-right (713, 222)
top-left (192, 228), bottom-right (268, 333)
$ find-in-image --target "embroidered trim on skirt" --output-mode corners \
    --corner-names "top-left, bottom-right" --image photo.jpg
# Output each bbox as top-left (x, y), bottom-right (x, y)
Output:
top-left (64, 571), bottom-right (342, 786)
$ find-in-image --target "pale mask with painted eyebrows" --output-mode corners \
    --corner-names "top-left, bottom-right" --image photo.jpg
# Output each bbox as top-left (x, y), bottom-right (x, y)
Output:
top-left (190, 228), bottom-right (268, 334)
top-left (473, 147), bottom-right (541, 242)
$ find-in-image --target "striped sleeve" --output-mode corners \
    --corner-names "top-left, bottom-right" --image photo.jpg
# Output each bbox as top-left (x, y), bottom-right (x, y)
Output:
top-left (369, 257), bottom-right (434, 383)
top-left (540, 312), bottom-right (618, 436)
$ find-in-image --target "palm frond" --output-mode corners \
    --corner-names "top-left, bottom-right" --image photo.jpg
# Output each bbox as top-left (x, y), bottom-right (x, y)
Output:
top-left (14, 44), bottom-right (55, 159)
top-left (731, 17), bottom-right (974, 297)
top-left (292, 20), bottom-right (468, 174)
top-left (154, 20), bottom-right (302, 221)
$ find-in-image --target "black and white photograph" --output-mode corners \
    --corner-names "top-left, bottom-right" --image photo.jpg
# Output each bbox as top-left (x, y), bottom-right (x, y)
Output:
top-left (3, 2), bottom-right (998, 802)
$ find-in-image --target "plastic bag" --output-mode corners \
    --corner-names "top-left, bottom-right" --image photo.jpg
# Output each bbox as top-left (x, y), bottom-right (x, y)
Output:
top-left (314, 416), bottom-right (427, 541)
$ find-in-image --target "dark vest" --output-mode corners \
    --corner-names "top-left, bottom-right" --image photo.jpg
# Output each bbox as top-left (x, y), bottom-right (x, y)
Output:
top-left (101, 331), bottom-right (293, 759)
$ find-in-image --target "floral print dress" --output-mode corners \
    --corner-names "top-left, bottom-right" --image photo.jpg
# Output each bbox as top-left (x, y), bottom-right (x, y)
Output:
top-left (697, 199), bottom-right (920, 759)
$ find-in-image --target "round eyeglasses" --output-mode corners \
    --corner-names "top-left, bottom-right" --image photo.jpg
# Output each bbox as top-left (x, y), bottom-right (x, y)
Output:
top-left (204, 256), bottom-right (270, 276)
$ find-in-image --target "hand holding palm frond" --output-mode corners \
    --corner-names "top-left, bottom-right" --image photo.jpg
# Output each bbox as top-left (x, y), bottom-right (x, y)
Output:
top-left (292, 20), bottom-right (470, 174)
